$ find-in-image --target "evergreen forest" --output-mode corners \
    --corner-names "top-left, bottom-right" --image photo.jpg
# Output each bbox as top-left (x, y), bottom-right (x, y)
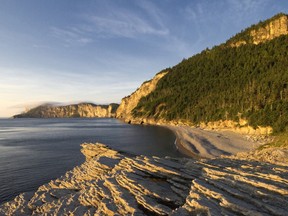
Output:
top-left (132, 35), bottom-right (288, 133)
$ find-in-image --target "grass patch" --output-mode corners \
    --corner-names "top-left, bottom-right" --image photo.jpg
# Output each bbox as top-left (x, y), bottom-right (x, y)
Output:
top-left (258, 131), bottom-right (288, 150)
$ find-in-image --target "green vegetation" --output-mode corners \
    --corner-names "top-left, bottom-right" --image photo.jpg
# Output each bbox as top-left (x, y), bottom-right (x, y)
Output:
top-left (258, 131), bottom-right (288, 150)
top-left (132, 34), bottom-right (288, 133)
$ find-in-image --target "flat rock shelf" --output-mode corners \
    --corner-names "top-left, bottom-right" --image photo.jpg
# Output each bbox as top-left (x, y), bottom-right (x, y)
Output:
top-left (1, 143), bottom-right (287, 215)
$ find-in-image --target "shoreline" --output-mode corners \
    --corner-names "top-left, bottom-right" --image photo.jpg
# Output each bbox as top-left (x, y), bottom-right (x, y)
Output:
top-left (162, 124), bottom-right (265, 159)
top-left (119, 117), bottom-right (270, 159)
top-left (7, 116), bottom-right (270, 160)
top-left (173, 136), bottom-right (203, 159)
top-left (2, 143), bottom-right (287, 215)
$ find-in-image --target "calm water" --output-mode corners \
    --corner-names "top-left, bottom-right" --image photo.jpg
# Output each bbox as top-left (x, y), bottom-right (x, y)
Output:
top-left (0, 118), bottom-right (181, 203)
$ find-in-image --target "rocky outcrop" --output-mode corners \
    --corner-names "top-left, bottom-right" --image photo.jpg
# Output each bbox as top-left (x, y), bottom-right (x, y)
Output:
top-left (198, 119), bottom-right (273, 136)
top-left (233, 147), bottom-right (288, 166)
top-left (1, 143), bottom-right (287, 215)
top-left (13, 103), bottom-right (119, 118)
top-left (116, 71), bottom-right (168, 123)
top-left (250, 14), bottom-right (288, 44)
top-left (229, 13), bottom-right (288, 47)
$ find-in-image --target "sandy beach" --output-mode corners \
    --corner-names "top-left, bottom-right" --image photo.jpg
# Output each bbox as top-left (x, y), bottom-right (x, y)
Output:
top-left (167, 125), bottom-right (261, 159)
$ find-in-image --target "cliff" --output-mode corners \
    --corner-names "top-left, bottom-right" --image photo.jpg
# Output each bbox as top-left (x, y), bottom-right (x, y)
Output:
top-left (228, 13), bottom-right (288, 47)
top-left (1, 143), bottom-right (287, 215)
top-left (125, 13), bottom-right (288, 134)
top-left (116, 71), bottom-right (168, 123)
top-left (13, 103), bottom-right (119, 118)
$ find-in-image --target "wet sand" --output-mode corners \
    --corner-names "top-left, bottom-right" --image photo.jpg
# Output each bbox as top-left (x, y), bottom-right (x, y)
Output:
top-left (167, 125), bottom-right (260, 159)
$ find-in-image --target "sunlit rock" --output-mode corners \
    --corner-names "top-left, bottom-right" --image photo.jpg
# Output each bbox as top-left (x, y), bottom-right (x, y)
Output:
top-left (1, 143), bottom-right (287, 215)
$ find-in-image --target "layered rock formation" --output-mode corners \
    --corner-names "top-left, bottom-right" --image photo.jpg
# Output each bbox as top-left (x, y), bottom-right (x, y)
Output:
top-left (1, 143), bottom-right (287, 215)
top-left (13, 103), bottom-right (119, 118)
top-left (229, 13), bottom-right (288, 47)
top-left (116, 71), bottom-right (168, 123)
top-left (251, 14), bottom-right (288, 44)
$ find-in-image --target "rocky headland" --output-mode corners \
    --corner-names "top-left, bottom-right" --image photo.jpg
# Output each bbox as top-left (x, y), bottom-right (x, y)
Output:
top-left (1, 143), bottom-right (287, 215)
top-left (113, 61), bottom-right (273, 159)
top-left (14, 103), bottom-right (119, 118)
top-left (116, 71), bottom-right (168, 123)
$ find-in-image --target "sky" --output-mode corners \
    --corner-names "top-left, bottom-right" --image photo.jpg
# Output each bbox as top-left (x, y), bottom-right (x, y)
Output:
top-left (0, 0), bottom-right (287, 117)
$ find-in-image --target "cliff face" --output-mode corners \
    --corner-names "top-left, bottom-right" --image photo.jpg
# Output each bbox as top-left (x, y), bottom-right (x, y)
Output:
top-left (116, 71), bottom-right (168, 123)
top-left (1, 143), bottom-right (287, 215)
top-left (229, 14), bottom-right (288, 47)
top-left (251, 15), bottom-right (288, 44)
top-left (14, 103), bottom-right (119, 118)
top-left (119, 13), bottom-right (288, 134)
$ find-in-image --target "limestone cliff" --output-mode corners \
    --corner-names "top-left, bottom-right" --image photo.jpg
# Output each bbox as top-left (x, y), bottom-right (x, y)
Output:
top-left (228, 13), bottom-right (288, 47)
top-left (1, 143), bottom-right (287, 215)
top-left (116, 71), bottom-right (168, 123)
top-left (13, 103), bottom-right (119, 118)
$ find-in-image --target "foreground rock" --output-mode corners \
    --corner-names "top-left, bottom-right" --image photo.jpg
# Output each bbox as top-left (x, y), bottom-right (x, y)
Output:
top-left (1, 143), bottom-right (287, 215)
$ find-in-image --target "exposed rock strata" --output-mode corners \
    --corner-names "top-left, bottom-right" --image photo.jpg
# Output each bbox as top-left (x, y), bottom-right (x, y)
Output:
top-left (116, 71), bottom-right (168, 122)
top-left (233, 147), bottom-right (288, 166)
top-left (230, 14), bottom-right (288, 47)
top-left (1, 143), bottom-right (287, 215)
top-left (13, 103), bottom-right (119, 118)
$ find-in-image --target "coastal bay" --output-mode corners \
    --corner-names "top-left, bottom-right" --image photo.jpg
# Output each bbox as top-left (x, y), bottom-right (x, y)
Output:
top-left (0, 118), bottom-right (180, 204)
top-left (1, 7), bottom-right (288, 215)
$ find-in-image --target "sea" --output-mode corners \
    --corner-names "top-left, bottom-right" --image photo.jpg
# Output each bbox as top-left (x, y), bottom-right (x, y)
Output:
top-left (0, 118), bottom-right (182, 204)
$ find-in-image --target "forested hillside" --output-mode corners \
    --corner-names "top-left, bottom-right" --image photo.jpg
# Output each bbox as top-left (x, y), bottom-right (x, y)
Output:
top-left (132, 25), bottom-right (288, 133)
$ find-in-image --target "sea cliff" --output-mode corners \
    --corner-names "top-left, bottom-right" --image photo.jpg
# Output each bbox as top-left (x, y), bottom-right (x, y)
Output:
top-left (1, 143), bottom-right (287, 215)
top-left (115, 14), bottom-right (288, 136)
top-left (115, 70), bottom-right (273, 137)
top-left (14, 103), bottom-right (119, 118)
top-left (116, 71), bottom-right (168, 123)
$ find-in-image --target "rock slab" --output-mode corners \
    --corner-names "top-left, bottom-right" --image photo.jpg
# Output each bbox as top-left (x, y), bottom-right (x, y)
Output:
top-left (1, 143), bottom-right (287, 215)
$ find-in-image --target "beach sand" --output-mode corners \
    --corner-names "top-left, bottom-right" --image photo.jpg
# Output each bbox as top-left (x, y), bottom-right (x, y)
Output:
top-left (167, 125), bottom-right (260, 159)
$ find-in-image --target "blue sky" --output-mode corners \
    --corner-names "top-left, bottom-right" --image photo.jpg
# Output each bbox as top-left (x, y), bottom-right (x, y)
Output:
top-left (0, 0), bottom-right (287, 117)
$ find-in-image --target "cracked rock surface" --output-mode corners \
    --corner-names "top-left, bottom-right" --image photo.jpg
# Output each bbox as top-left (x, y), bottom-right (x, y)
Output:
top-left (1, 143), bottom-right (287, 215)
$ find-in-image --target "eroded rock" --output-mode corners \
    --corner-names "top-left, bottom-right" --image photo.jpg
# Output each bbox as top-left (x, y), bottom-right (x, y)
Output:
top-left (116, 71), bottom-right (168, 123)
top-left (1, 143), bottom-right (287, 215)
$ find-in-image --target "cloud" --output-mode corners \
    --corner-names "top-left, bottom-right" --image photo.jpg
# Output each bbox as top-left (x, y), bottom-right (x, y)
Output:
top-left (134, 0), bottom-right (167, 29)
top-left (227, 0), bottom-right (271, 12)
top-left (50, 26), bottom-right (93, 46)
top-left (85, 10), bottom-right (169, 38)
top-left (50, 1), bottom-right (169, 45)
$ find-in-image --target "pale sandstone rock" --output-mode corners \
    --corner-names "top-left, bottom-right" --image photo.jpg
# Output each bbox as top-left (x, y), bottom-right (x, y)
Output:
top-left (116, 72), bottom-right (168, 123)
top-left (251, 15), bottom-right (288, 45)
top-left (14, 103), bottom-right (119, 118)
top-left (230, 14), bottom-right (288, 47)
top-left (1, 143), bottom-right (287, 215)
